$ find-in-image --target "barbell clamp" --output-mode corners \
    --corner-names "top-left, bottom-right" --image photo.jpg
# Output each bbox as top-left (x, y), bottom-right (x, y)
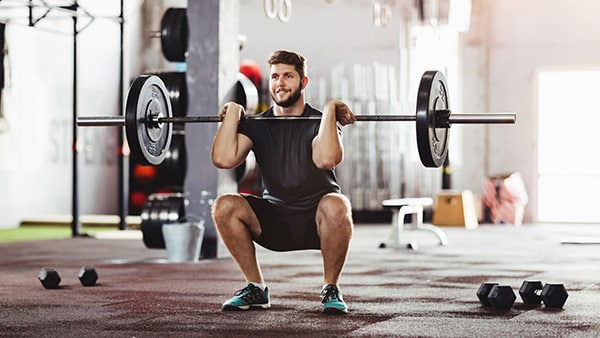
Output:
top-left (434, 109), bottom-right (452, 128)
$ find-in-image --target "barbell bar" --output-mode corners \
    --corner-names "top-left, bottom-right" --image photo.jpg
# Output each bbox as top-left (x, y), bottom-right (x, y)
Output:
top-left (77, 112), bottom-right (515, 126)
top-left (76, 70), bottom-right (516, 168)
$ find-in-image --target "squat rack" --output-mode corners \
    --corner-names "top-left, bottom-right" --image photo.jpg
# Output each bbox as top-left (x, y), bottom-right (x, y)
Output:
top-left (0, 0), bottom-right (128, 236)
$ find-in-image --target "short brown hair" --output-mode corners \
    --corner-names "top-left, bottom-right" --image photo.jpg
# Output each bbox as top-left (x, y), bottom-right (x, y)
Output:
top-left (267, 50), bottom-right (307, 79)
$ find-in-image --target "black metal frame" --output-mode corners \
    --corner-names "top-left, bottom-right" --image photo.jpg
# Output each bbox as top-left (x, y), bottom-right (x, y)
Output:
top-left (0, 0), bottom-right (127, 236)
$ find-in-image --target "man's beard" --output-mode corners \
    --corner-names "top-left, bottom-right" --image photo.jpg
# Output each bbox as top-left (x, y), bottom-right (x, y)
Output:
top-left (272, 86), bottom-right (302, 108)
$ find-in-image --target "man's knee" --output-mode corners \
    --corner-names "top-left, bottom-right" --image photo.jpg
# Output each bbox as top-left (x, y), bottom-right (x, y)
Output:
top-left (317, 193), bottom-right (353, 226)
top-left (212, 193), bottom-right (246, 224)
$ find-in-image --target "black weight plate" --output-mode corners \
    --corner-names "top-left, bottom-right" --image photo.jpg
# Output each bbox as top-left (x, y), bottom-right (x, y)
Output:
top-left (157, 133), bottom-right (187, 187)
top-left (140, 194), bottom-right (186, 249)
top-left (160, 8), bottom-right (188, 62)
top-left (125, 75), bottom-right (173, 166)
top-left (234, 73), bottom-right (259, 113)
top-left (157, 72), bottom-right (188, 118)
top-left (141, 198), bottom-right (165, 248)
top-left (416, 70), bottom-right (450, 168)
top-left (166, 196), bottom-right (185, 223)
top-left (223, 73), bottom-right (259, 113)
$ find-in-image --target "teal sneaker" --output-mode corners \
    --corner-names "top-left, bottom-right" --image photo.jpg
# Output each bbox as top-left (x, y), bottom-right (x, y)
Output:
top-left (222, 283), bottom-right (271, 311)
top-left (321, 284), bottom-right (349, 314)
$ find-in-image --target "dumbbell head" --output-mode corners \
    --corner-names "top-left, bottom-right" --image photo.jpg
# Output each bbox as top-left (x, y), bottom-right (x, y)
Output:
top-left (541, 283), bottom-right (568, 308)
top-left (78, 266), bottom-right (98, 287)
top-left (38, 268), bottom-right (61, 289)
top-left (519, 280), bottom-right (544, 304)
top-left (487, 285), bottom-right (516, 310)
top-left (477, 282), bottom-right (499, 306)
top-left (519, 281), bottom-right (568, 308)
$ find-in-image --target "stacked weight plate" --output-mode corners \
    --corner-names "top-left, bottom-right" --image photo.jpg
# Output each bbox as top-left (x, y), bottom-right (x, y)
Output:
top-left (140, 193), bottom-right (187, 249)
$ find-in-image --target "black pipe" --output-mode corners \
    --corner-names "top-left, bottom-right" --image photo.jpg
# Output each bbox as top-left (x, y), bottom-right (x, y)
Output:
top-left (117, 0), bottom-right (128, 230)
top-left (0, 23), bottom-right (5, 90)
top-left (0, 23), bottom-right (4, 114)
top-left (416, 0), bottom-right (425, 22)
top-left (28, 0), bottom-right (33, 26)
top-left (71, 1), bottom-right (81, 237)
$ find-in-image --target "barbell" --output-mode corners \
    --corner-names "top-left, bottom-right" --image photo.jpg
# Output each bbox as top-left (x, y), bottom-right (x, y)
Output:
top-left (77, 70), bottom-right (516, 168)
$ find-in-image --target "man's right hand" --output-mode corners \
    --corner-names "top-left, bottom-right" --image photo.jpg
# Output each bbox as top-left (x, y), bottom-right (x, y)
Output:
top-left (219, 102), bottom-right (246, 121)
top-left (212, 102), bottom-right (253, 169)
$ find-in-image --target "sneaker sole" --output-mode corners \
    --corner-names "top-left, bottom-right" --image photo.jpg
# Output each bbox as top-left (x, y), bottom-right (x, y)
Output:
top-left (222, 303), bottom-right (271, 311)
top-left (323, 306), bottom-right (349, 314)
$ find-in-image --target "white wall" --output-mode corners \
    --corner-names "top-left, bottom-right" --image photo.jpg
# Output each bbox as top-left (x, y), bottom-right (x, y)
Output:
top-left (239, 0), bottom-right (406, 72)
top-left (2, 0), bottom-right (593, 227)
top-left (238, 0), bottom-right (447, 208)
top-left (239, 0), bottom-right (600, 222)
top-left (461, 0), bottom-right (600, 221)
top-left (0, 1), bottom-right (123, 228)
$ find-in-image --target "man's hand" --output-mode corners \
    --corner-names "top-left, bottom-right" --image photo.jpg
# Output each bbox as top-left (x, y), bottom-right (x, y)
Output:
top-left (325, 99), bottom-right (356, 126)
top-left (219, 102), bottom-right (246, 121)
top-left (212, 102), bottom-right (252, 169)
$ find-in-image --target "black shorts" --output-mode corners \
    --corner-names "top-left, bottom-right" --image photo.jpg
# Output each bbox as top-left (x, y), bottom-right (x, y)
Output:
top-left (242, 195), bottom-right (321, 251)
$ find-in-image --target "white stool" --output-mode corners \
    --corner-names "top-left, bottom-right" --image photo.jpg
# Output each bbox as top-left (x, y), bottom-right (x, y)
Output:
top-left (380, 198), bottom-right (448, 249)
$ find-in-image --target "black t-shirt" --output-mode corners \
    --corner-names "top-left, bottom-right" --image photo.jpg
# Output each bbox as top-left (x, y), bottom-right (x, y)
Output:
top-left (237, 104), bottom-right (341, 212)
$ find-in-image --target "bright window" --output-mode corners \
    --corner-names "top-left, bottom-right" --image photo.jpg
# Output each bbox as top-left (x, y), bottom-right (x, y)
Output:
top-left (537, 70), bottom-right (600, 222)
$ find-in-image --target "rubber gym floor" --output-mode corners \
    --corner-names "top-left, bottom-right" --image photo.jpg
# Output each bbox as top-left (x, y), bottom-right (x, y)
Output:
top-left (1, 223), bottom-right (599, 337)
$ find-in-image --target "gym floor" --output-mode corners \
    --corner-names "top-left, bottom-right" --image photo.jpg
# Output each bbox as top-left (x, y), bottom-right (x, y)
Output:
top-left (1, 223), bottom-right (599, 337)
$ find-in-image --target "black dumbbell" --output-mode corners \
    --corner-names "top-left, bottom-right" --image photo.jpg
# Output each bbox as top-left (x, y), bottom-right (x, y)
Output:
top-left (477, 282), bottom-right (516, 310)
top-left (78, 266), bottom-right (99, 287)
top-left (519, 280), bottom-right (568, 308)
top-left (38, 268), bottom-right (61, 289)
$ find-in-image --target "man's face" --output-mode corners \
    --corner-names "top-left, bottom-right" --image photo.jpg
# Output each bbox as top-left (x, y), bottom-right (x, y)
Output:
top-left (269, 63), bottom-right (303, 107)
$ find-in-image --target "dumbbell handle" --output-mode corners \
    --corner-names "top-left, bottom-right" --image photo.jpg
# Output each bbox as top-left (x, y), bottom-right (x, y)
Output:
top-left (148, 31), bottom-right (161, 38)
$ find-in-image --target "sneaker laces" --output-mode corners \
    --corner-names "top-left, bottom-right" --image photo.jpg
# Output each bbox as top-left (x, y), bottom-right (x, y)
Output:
top-left (321, 285), bottom-right (341, 304)
top-left (233, 285), bottom-right (254, 296)
top-left (233, 284), bottom-right (265, 303)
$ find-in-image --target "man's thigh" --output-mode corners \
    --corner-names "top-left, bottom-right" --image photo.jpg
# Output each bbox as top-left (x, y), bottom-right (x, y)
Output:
top-left (242, 195), bottom-right (320, 251)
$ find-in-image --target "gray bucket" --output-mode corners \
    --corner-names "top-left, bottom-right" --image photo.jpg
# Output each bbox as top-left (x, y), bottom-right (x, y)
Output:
top-left (161, 221), bottom-right (205, 262)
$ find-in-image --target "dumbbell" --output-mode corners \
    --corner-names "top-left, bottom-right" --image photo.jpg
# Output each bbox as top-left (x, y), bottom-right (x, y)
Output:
top-left (38, 266), bottom-right (99, 289)
top-left (519, 280), bottom-right (568, 308)
top-left (477, 282), bottom-right (516, 310)
top-left (78, 266), bottom-right (99, 287)
top-left (38, 267), bottom-right (61, 289)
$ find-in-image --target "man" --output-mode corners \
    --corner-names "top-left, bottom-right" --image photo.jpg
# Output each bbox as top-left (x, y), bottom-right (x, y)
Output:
top-left (211, 50), bottom-right (356, 314)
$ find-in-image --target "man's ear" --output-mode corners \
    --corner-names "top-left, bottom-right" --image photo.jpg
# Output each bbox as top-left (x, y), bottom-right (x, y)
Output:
top-left (301, 76), bottom-right (309, 89)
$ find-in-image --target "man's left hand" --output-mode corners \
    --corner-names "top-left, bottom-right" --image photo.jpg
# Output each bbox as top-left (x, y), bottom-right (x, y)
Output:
top-left (327, 99), bottom-right (356, 126)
